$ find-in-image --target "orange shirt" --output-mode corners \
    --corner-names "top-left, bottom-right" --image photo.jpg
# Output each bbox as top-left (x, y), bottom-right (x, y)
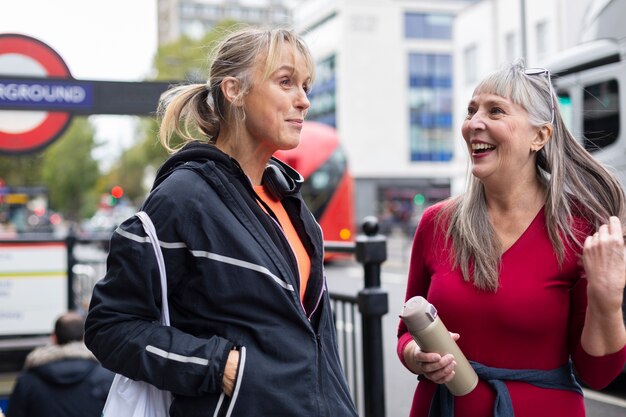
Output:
top-left (254, 185), bottom-right (311, 301)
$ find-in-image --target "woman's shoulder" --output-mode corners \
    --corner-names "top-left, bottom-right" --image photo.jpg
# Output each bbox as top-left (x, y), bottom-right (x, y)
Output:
top-left (421, 199), bottom-right (455, 225)
top-left (142, 167), bottom-right (219, 217)
top-left (415, 199), bottom-right (455, 237)
top-left (423, 200), bottom-right (449, 216)
top-left (153, 164), bottom-right (221, 198)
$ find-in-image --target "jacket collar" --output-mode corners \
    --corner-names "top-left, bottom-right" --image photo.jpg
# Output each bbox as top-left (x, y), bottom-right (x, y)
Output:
top-left (153, 141), bottom-right (303, 197)
top-left (24, 342), bottom-right (97, 370)
top-left (152, 142), bottom-right (237, 190)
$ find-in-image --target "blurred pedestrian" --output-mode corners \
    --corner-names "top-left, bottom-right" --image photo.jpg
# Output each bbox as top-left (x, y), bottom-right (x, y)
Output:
top-left (85, 26), bottom-right (357, 417)
top-left (397, 60), bottom-right (626, 417)
top-left (6, 311), bottom-right (114, 417)
top-left (0, 212), bottom-right (16, 239)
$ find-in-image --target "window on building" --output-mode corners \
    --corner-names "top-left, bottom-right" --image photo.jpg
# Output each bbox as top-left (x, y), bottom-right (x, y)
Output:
top-left (229, 6), bottom-right (242, 20)
top-left (307, 55), bottom-right (337, 128)
top-left (201, 5), bottom-right (218, 18)
top-left (505, 32), bottom-right (516, 62)
top-left (535, 21), bottom-right (548, 58)
top-left (408, 53), bottom-right (453, 161)
top-left (582, 80), bottom-right (619, 152)
top-left (180, 20), bottom-right (205, 39)
top-left (180, 2), bottom-right (195, 18)
top-left (248, 7), bottom-right (262, 21)
top-left (464, 45), bottom-right (478, 84)
top-left (405, 13), bottom-right (453, 40)
top-left (556, 91), bottom-right (574, 133)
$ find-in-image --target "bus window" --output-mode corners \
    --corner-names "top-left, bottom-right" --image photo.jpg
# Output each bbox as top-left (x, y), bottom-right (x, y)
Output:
top-left (274, 121), bottom-right (355, 247)
top-left (556, 92), bottom-right (573, 133)
top-left (582, 79), bottom-right (619, 152)
top-left (300, 146), bottom-right (347, 219)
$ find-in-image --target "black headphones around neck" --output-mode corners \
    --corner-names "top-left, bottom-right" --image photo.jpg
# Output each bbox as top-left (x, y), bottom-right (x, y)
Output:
top-left (262, 164), bottom-right (297, 201)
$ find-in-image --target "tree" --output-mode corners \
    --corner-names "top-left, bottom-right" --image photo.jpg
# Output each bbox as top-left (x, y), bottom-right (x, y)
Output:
top-left (104, 20), bottom-right (241, 203)
top-left (40, 118), bottom-right (99, 221)
top-left (153, 20), bottom-right (240, 82)
top-left (0, 153), bottom-right (45, 186)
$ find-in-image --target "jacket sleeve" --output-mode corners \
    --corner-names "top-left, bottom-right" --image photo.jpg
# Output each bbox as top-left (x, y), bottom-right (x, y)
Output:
top-left (84, 191), bottom-right (233, 397)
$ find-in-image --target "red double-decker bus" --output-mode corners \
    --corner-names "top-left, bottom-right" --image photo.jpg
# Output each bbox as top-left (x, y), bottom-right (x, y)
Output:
top-left (274, 121), bottom-right (355, 251)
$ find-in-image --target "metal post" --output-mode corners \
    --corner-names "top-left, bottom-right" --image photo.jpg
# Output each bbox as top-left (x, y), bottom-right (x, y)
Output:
top-left (520, 0), bottom-right (527, 61)
top-left (66, 225), bottom-right (77, 310)
top-left (355, 216), bottom-right (388, 417)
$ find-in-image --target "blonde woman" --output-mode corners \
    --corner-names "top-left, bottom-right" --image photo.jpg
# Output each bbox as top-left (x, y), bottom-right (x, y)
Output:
top-left (86, 27), bottom-right (357, 417)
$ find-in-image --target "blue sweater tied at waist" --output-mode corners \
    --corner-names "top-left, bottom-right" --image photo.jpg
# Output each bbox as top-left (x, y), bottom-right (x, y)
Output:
top-left (428, 360), bottom-right (583, 417)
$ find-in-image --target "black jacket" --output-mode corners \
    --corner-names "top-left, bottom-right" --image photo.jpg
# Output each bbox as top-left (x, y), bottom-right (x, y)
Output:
top-left (85, 143), bottom-right (357, 417)
top-left (6, 342), bottom-right (114, 417)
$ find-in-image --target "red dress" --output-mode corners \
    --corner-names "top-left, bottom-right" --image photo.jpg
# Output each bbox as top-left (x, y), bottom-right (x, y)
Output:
top-left (397, 203), bottom-right (626, 417)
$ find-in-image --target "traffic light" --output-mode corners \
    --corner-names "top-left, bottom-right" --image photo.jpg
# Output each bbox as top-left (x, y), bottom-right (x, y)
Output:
top-left (111, 185), bottom-right (124, 199)
top-left (108, 185), bottom-right (124, 206)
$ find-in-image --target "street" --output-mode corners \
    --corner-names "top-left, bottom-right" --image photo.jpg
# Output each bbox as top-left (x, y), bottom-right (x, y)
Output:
top-left (324, 233), bottom-right (626, 417)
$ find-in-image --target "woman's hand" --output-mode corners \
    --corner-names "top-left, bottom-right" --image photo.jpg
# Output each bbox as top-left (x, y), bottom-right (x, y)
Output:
top-left (402, 333), bottom-right (460, 384)
top-left (582, 216), bottom-right (625, 314)
top-left (580, 216), bottom-right (626, 355)
top-left (222, 350), bottom-right (239, 397)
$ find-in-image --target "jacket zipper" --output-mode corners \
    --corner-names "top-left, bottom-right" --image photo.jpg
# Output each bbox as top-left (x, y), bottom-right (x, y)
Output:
top-left (251, 182), bottom-right (315, 320)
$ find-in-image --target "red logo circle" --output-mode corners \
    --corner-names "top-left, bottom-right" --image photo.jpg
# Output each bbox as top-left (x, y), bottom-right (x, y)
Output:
top-left (0, 34), bottom-right (73, 154)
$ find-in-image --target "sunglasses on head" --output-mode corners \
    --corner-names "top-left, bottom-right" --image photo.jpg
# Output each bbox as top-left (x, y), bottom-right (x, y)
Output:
top-left (524, 67), bottom-right (555, 125)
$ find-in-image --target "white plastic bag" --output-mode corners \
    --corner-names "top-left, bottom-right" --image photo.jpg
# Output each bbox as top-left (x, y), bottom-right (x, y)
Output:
top-left (102, 375), bottom-right (172, 417)
top-left (101, 211), bottom-right (173, 417)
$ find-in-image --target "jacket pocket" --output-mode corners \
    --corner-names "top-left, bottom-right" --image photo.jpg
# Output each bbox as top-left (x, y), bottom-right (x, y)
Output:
top-left (215, 346), bottom-right (246, 417)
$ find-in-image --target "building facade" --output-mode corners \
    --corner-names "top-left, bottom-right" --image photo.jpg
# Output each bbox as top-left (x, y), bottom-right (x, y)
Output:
top-left (157, 0), bottom-right (296, 45)
top-left (154, 0), bottom-right (604, 234)
top-left (294, 0), bottom-right (477, 234)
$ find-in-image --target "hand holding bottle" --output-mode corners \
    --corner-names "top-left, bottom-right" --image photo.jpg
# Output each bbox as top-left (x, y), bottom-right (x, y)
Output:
top-left (403, 336), bottom-right (461, 385)
top-left (400, 296), bottom-right (478, 396)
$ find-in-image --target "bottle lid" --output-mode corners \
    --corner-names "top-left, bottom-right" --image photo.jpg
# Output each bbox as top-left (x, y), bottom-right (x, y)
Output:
top-left (400, 296), bottom-right (437, 332)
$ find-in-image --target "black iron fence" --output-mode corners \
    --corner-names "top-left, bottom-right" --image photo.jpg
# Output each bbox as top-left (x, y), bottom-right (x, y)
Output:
top-left (325, 216), bottom-right (388, 417)
top-left (1, 218), bottom-right (389, 417)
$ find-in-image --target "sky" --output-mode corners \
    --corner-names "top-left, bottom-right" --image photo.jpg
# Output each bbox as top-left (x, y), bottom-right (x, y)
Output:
top-left (0, 0), bottom-right (158, 169)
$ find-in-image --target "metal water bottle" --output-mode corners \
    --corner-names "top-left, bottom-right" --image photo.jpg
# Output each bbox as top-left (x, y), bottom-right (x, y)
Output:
top-left (400, 296), bottom-right (478, 396)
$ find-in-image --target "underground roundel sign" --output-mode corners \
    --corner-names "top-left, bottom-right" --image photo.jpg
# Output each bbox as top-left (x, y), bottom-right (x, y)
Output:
top-left (0, 33), bottom-right (74, 154)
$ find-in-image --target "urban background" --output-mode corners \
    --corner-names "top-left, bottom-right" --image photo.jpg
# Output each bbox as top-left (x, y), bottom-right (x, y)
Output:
top-left (1, 0), bottom-right (626, 416)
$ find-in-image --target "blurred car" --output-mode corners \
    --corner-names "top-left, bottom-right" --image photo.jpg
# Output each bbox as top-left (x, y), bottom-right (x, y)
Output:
top-left (82, 205), bottom-right (136, 235)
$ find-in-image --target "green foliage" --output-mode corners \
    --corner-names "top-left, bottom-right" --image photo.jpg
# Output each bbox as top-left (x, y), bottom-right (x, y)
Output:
top-left (40, 118), bottom-right (99, 221)
top-left (0, 118), bottom-right (99, 221)
top-left (101, 19), bottom-right (242, 203)
top-left (101, 122), bottom-right (168, 206)
top-left (153, 19), bottom-right (241, 82)
top-left (0, 153), bottom-right (45, 185)
top-left (153, 35), bottom-right (208, 82)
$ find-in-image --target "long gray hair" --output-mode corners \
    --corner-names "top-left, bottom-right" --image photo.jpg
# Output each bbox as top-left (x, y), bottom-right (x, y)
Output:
top-left (157, 26), bottom-right (315, 153)
top-left (440, 60), bottom-right (626, 291)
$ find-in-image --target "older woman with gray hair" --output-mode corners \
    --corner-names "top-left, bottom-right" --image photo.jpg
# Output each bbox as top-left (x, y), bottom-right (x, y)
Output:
top-left (397, 60), bottom-right (626, 417)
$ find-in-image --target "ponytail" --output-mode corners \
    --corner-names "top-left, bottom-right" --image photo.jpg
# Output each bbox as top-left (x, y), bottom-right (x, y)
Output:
top-left (157, 84), bottom-right (220, 153)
